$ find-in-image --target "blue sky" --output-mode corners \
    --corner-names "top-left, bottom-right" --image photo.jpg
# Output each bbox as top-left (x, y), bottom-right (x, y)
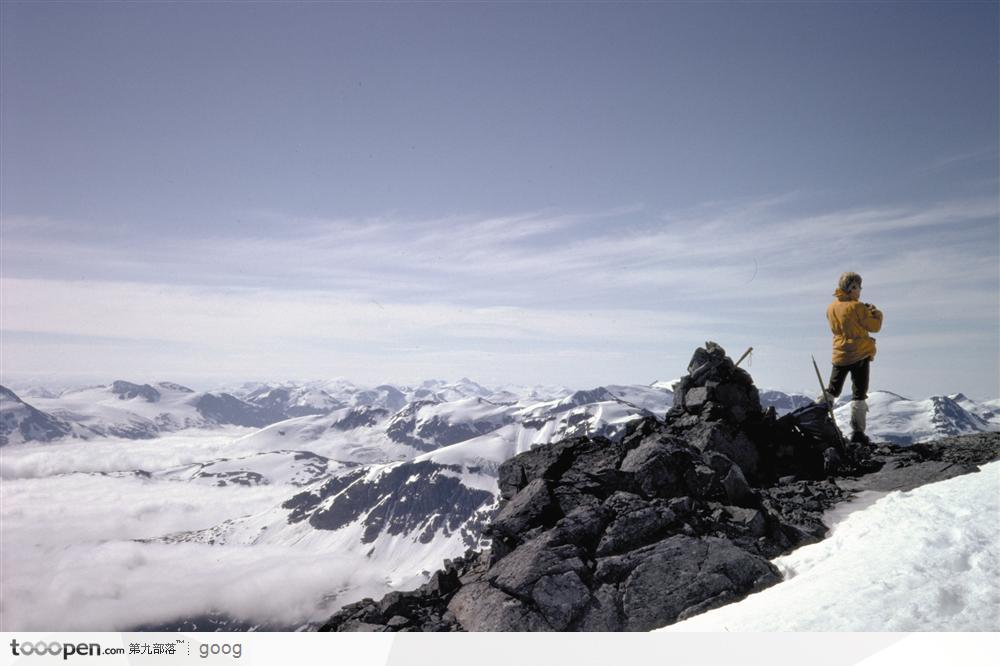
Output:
top-left (2, 1), bottom-right (998, 398)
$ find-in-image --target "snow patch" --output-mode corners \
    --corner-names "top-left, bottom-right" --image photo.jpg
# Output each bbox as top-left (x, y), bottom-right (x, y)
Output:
top-left (663, 461), bottom-right (1000, 631)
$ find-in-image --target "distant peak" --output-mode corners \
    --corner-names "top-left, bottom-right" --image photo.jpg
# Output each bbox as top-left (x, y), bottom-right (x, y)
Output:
top-left (564, 387), bottom-right (615, 405)
top-left (111, 381), bottom-right (161, 403)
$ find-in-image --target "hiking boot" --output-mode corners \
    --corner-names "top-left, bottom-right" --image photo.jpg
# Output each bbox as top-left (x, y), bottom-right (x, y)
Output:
top-left (850, 431), bottom-right (871, 446)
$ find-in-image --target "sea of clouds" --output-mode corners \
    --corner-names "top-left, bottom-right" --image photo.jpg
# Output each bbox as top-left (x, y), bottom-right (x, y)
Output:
top-left (1, 431), bottom-right (394, 631)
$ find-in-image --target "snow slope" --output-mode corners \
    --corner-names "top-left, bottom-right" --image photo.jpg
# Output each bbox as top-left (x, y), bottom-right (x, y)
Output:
top-left (228, 407), bottom-right (415, 464)
top-left (662, 461), bottom-right (1000, 631)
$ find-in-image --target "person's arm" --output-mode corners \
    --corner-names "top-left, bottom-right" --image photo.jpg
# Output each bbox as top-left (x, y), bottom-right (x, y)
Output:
top-left (858, 302), bottom-right (883, 333)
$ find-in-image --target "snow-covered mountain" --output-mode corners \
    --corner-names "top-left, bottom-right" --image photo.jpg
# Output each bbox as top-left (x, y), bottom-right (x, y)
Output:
top-left (759, 389), bottom-right (815, 415)
top-left (5, 377), bottom-right (996, 456)
top-left (950, 393), bottom-right (1000, 428)
top-left (229, 378), bottom-right (533, 413)
top-left (384, 397), bottom-right (519, 451)
top-left (1, 381), bottom-right (297, 444)
top-left (240, 385), bottom-right (344, 417)
top-left (833, 391), bottom-right (999, 444)
top-left (0, 385), bottom-right (75, 446)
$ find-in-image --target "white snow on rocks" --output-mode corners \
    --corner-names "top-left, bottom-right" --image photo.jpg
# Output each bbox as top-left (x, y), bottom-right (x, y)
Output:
top-left (662, 460), bottom-right (1000, 632)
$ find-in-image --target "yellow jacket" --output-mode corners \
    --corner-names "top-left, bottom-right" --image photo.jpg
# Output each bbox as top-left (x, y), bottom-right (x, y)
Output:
top-left (827, 289), bottom-right (883, 366)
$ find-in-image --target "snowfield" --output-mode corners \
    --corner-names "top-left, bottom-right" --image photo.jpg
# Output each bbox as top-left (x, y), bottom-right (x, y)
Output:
top-left (662, 460), bottom-right (1000, 632)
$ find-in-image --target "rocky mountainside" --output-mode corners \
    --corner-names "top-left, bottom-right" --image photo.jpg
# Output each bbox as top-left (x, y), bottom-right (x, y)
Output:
top-left (0, 385), bottom-right (74, 446)
top-left (319, 343), bottom-right (1000, 632)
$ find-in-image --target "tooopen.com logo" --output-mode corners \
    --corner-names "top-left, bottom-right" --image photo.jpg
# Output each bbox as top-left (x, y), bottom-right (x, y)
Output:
top-left (10, 639), bottom-right (125, 660)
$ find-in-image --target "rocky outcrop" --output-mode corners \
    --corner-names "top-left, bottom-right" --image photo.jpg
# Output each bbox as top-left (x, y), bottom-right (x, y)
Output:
top-left (838, 432), bottom-right (999, 493)
top-left (327, 406), bottom-right (389, 431)
top-left (193, 393), bottom-right (287, 428)
top-left (318, 343), bottom-right (1000, 632)
top-left (111, 380), bottom-right (161, 403)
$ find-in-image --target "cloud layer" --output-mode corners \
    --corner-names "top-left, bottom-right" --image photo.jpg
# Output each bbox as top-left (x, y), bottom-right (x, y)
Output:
top-left (3, 195), bottom-right (998, 397)
top-left (0, 432), bottom-right (396, 631)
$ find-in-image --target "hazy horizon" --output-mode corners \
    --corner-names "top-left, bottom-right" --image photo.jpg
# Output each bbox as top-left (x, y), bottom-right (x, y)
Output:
top-left (2, 364), bottom-right (995, 404)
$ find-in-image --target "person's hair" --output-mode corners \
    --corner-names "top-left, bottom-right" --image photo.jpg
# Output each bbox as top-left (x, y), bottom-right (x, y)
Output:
top-left (838, 271), bottom-right (863, 293)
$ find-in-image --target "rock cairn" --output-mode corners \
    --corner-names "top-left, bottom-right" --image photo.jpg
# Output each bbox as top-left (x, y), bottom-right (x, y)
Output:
top-left (320, 343), bottom-right (999, 632)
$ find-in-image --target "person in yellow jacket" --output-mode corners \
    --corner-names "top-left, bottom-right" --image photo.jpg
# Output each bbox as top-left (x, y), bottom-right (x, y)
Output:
top-left (823, 271), bottom-right (883, 445)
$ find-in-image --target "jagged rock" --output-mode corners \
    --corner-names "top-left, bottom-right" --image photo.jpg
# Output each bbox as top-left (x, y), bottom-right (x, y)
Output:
top-left (489, 478), bottom-right (555, 538)
top-left (531, 570), bottom-right (591, 629)
top-left (685, 387), bottom-right (710, 412)
top-left (551, 484), bottom-right (603, 516)
top-left (724, 506), bottom-right (768, 538)
top-left (497, 439), bottom-right (573, 500)
top-left (575, 583), bottom-right (625, 631)
top-left (386, 615), bottom-right (409, 628)
top-left (447, 581), bottom-right (551, 631)
top-left (426, 568), bottom-right (461, 596)
top-left (679, 421), bottom-right (760, 483)
top-left (619, 535), bottom-right (780, 631)
top-left (839, 459), bottom-right (979, 493)
top-left (555, 436), bottom-right (628, 493)
top-left (486, 533), bottom-right (587, 598)
top-left (619, 435), bottom-right (695, 498)
top-left (547, 506), bottom-right (606, 549)
top-left (595, 494), bottom-right (678, 557)
top-left (703, 451), bottom-right (757, 507)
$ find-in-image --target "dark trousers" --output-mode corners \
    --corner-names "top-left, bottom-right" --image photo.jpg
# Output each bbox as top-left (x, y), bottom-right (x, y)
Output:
top-left (827, 357), bottom-right (871, 401)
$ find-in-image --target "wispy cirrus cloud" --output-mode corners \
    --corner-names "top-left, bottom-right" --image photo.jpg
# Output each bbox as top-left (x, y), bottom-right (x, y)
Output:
top-left (914, 148), bottom-right (999, 175)
top-left (2, 193), bottom-right (997, 394)
top-left (4, 196), bottom-right (995, 301)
